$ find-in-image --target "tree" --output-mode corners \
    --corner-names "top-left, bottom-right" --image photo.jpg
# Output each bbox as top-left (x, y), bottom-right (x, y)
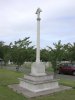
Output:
top-left (68, 43), bottom-right (75, 62)
top-left (0, 42), bottom-right (11, 65)
top-left (10, 37), bottom-right (33, 71)
top-left (26, 47), bottom-right (36, 61)
top-left (2, 45), bottom-right (11, 65)
top-left (40, 49), bottom-right (49, 61)
top-left (47, 40), bottom-right (64, 74)
top-left (62, 43), bottom-right (72, 61)
top-left (13, 37), bottom-right (32, 49)
top-left (0, 41), bottom-right (5, 59)
top-left (11, 48), bottom-right (26, 70)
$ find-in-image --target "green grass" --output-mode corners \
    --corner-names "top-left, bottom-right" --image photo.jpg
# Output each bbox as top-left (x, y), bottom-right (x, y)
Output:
top-left (46, 67), bottom-right (54, 72)
top-left (31, 89), bottom-right (75, 100)
top-left (31, 79), bottom-right (75, 100)
top-left (59, 79), bottom-right (75, 88)
top-left (0, 69), bottom-right (27, 100)
top-left (0, 68), bottom-right (75, 100)
top-left (0, 69), bottom-right (24, 86)
top-left (0, 86), bottom-right (26, 100)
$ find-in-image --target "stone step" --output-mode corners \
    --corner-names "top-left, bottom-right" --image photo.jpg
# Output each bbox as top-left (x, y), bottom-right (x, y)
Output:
top-left (19, 77), bottom-right (59, 85)
top-left (23, 74), bottom-right (54, 82)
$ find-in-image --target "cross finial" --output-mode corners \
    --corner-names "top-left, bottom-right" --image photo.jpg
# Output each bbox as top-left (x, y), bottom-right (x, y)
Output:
top-left (36, 8), bottom-right (42, 14)
top-left (36, 8), bottom-right (42, 20)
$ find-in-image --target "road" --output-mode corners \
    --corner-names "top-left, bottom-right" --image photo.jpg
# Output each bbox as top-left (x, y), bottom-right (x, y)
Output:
top-left (1, 66), bottom-right (75, 80)
top-left (56, 74), bottom-right (75, 81)
top-left (2, 66), bottom-right (31, 74)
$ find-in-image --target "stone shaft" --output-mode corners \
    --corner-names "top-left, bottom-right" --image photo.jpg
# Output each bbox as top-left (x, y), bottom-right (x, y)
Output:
top-left (36, 18), bottom-right (40, 62)
top-left (36, 8), bottom-right (42, 63)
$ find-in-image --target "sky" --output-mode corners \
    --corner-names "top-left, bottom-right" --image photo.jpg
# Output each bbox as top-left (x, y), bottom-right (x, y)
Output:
top-left (0, 0), bottom-right (75, 48)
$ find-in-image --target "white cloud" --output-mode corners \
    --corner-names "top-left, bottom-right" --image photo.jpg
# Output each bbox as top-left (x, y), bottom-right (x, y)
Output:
top-left (0, 0), bottom-right (75, 48)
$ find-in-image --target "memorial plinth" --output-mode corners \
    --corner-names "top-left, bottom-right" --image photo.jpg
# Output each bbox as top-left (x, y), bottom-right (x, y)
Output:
top-left (19, 74), bottom-right (59, 92)
top-left (19, 62), bottom-right (59, 92)
top-left (31, 62), bottom-right (46, 76)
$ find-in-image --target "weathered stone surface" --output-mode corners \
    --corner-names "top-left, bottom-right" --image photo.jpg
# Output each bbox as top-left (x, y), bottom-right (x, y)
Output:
top-left (19, 73), bottom-right (59, 92)
top-left (8, 84), bottom-right (72, 98)
top-left (24, 74), bottom-right (53, 81)
top-left (31, 62), bottom-right (46, 76)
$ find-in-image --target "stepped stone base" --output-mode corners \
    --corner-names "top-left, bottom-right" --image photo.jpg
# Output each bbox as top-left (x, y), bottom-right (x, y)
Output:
top-left (19, 74), bottom-right (59, 92)
top-left (19, 62), bottom-right (59, 92)
top-left (8, 84), bottom-right (72, 98)
top-left (8, 62), bottom-right (72, 98)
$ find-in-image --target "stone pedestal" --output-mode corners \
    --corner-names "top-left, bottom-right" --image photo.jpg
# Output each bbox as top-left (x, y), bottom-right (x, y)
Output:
top-left (19, 62), bottom-right (59, 92)
top-left (31, 62), bottom-right (46, 76)
top-left (19, 75), bottom-right (59, 92)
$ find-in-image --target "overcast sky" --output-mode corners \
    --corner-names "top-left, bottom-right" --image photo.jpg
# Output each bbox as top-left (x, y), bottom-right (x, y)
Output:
top-left (0, 0), bottom-right (75, 48)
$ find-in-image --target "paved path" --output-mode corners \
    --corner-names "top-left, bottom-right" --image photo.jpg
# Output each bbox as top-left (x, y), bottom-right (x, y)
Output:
top-left (56, 74), bottom-right (75, 80)
top-left (1, 66), bottom-right (30, 74)
top-left (1, 66), bottom-right (75, 80)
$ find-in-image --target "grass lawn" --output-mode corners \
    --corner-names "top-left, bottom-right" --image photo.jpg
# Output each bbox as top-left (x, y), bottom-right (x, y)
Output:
top-left (0, 69), bottom-right (26, 100)
top-left (59, 79), bottom-right (75, 88)
top-left (0, 69), bottom-right (24, 86)
top-left (46, 66), bottom-right (54, 72)
top-left (0, 68), bottom-right (75, 100)
top-left (32, 89), bottom-right (75, 100)
top-left (0, 86), bottom-right (26, 100)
